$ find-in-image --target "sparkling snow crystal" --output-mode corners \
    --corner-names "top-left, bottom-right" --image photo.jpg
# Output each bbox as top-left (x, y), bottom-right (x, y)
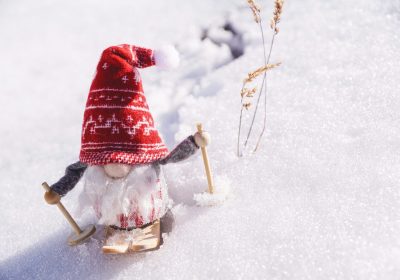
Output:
top-left (1, 0), bottom-right (400, 279)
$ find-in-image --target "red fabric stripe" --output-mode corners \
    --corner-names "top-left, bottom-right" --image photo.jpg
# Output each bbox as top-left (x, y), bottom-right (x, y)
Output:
top-left (80, 44), bottom-right (167, 165)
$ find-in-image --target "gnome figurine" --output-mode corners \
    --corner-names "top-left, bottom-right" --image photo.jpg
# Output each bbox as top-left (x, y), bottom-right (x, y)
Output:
top-left (44, 44), bottom-right (210, 253)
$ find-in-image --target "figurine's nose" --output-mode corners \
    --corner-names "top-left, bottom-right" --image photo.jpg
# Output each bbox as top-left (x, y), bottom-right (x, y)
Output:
top-left (103, 163), bottom-right (132, 178)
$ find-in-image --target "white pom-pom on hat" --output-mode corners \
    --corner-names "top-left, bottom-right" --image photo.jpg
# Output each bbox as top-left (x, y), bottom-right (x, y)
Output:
top-left (154, 45), bottom-right (180, 69)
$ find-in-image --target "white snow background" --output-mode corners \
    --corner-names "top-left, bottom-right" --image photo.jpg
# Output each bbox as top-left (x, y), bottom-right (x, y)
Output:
top-left (1, 0), bottom-right (400, 279)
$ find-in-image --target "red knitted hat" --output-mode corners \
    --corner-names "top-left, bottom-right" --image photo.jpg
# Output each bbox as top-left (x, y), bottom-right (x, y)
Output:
top-left (79, 44), bottom-right (174, 165)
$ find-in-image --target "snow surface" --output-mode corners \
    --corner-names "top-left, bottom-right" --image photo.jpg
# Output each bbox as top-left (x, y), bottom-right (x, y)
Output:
top-left (1, 0), bottom-right (400, 279)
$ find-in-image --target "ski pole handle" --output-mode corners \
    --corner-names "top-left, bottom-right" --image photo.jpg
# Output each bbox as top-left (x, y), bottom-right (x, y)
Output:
top-left (42, 182), bottom-right (82, 235)
top-left (196, 123), bottom-right (215, 194)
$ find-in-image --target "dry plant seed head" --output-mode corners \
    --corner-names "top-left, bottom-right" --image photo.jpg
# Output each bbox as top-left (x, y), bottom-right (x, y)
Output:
top-left (247, 0), bottom-right (261, 23)
top-left (240, 88), bottom-right (249, 98)
top-left (247, 87), bottom-right (257, 97)
top-left (243, 102), bottom-right (252, 110)
top-left (244, 62), bottom-right (282, 84)
top-left (240, 87), bottom-right (257, 98)
top-left (271, 0), bottom-right (284, 34)
top-left (270, 19), bottom-right (275, 29)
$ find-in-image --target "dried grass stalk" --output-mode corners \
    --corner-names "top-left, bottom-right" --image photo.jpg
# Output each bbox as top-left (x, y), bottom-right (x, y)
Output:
top-left (270, 0), bottom-right (284, 34)
top-left (237, 0), bottom-right (284, 157)
top-left (244, 63), bottom-right (281, 84)
top-left (247, 0), bottom-right (261, 23)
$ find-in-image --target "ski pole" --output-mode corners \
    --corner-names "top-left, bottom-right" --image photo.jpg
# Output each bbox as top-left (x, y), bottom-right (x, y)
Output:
top-left (42, 182), bottom-right (95, 245)
top-left (42, 182), bottom-right (82, 234)
top-left (196, 123), bottom-right (215, 194)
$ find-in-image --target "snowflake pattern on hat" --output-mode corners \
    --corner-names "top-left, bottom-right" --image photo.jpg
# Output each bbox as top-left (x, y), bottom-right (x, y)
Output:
top-left (80, 45), bottom-right (169, 165)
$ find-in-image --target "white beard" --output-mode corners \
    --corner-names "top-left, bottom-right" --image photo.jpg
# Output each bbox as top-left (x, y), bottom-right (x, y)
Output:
top-left (78, 164), bottom-right (170, 227)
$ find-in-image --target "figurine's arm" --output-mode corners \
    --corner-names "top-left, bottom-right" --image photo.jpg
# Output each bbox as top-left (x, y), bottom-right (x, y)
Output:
top-left (159, 136), bottom-right (199, 165)
top-left (51, 161), bottom-right (88, 196)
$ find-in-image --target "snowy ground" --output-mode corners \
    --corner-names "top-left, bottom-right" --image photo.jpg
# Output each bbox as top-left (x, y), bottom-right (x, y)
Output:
top-left (1, 0), bottom-right (400, 279)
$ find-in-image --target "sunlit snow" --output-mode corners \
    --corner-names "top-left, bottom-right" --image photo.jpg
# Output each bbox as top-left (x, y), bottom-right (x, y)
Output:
top-left (1, 0), bottom-right (400, 279)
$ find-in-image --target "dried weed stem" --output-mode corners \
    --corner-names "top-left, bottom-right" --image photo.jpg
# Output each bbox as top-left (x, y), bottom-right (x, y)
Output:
top-left (237, 0), bottom-right (284, 156)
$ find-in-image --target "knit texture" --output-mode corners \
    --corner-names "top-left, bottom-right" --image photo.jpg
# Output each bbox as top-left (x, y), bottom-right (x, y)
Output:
top-left (51, 161), bottom-right (88, 196)
top-left (52, 136), bottom-right (198, 198)
top-left (80, 44), bottom-right (169, 165)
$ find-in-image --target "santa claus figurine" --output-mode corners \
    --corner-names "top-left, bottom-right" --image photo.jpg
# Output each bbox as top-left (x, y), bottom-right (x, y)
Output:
top-left (44, 44), bottom-right (209, 253)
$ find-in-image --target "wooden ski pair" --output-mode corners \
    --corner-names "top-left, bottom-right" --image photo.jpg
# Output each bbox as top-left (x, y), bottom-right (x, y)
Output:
top-left (102, 220), bottom-right (161, 254)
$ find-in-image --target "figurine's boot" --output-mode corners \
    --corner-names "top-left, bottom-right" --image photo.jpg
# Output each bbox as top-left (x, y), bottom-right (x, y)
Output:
top-left (128, 219), bottom-right (161, 252)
